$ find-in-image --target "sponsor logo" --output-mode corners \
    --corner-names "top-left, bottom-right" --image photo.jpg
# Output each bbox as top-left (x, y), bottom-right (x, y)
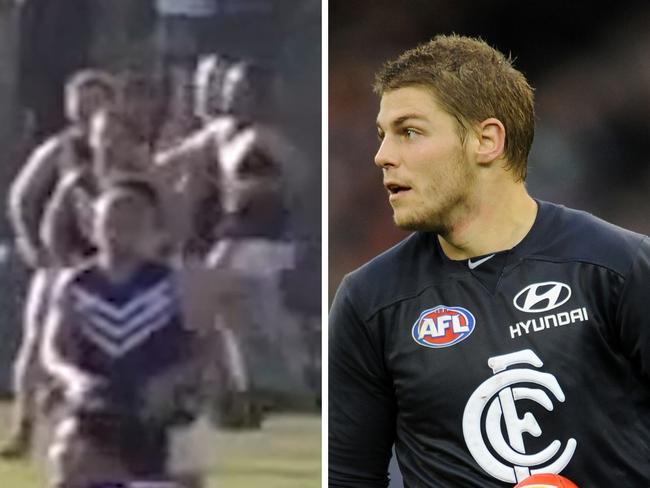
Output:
top-left (514, 282), bottom-right (571, 313)
top-left (412, 305), bottom-right (475, 348)
top-left (463, 349), bottom-right (577, 484)
top-left (468, 254), bottom-right (495, 270)
top-left (509, 307), bottom-right (589, 339)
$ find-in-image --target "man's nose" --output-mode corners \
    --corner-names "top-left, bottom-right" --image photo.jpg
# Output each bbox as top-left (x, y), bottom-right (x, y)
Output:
top-left (374, 137), bottom-right (399, 168)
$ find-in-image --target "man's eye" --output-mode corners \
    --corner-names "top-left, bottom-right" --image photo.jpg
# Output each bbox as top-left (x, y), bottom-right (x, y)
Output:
top-left (403, 128), bottom-right (417, 139)
top-left (377, 132), bottom-right (385, 141)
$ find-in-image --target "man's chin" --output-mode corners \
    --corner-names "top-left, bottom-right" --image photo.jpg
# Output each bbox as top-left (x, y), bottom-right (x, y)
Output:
top-left (393, 211), bottom-right (447, 234)
top-left (394, 219), bottom-right (423, 232)
top-left (393, 213), bottom-right (427, 232)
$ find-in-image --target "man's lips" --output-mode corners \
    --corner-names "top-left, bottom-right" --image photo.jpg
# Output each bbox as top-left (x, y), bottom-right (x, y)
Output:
top-left (384, 181), bottom-right (412, 198)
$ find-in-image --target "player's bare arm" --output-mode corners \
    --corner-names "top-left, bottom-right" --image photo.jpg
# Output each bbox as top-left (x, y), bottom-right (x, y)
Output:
top-left (40, 269), bottom-right (101, 403)
top-left (8, 137), bottom-right (64, 267)
top-left (39, 170), bottom-right (91, 266)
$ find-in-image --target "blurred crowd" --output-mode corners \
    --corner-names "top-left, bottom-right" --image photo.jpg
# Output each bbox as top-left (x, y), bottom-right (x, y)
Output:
top-left (329, 0), bottom-right (650, 298)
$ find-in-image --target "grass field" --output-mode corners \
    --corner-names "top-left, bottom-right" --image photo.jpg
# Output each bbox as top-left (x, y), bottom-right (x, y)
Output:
top-left (0, 402), bottom-right (321, 487)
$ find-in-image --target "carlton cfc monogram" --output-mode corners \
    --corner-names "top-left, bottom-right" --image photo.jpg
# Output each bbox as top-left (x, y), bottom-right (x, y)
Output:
top-left (462, 349), bottom-right (577, 483)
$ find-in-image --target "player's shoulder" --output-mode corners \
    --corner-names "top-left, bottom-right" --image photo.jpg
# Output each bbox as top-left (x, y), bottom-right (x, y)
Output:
top-left (533, 200), bottom-right (647, 275)
top-left (338, 232), bottom-right (439, 320)
top-left (204, 115), bottom-right (242, 138)
top-left (26, 131), bottom-right (69, 164)
top-left (35, 127), bottom-right (80, 155)
top-left (49, 259), bottom-right (97, 302)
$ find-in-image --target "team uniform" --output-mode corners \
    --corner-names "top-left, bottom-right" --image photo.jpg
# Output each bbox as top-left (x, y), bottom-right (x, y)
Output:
top-left (46, 260), bottom-right (199, 486)
top-left (329, 200), bottom-right (650, 487)
top-left (5, 127), bottom-right (95, 453)
top-left (157, 113), bottom-right (314, 413)
top-left (206, 142), bottom-right (298, 397)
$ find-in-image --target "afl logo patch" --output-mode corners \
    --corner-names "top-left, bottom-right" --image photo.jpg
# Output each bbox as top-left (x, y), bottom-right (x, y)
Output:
top-left (412, 306), bottom-right (476, 348)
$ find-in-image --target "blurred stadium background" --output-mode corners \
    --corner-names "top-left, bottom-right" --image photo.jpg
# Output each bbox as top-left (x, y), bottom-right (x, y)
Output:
top-left (329, 1), bottom-right (650, 485)
top-left (0, 0), bottom-right (321, 485)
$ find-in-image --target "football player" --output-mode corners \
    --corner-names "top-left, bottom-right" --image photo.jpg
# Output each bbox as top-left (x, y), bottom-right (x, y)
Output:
top-left (329, 35), bottom-right (650, 487)
top-left (41, 179), bottom-right (211, 488)
top-left (2, 70), bottom-right (116, 458)
top-left (156, 54), bottom-right (311, 423)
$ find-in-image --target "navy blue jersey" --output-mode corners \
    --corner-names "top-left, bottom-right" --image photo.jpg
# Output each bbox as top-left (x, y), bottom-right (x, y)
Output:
top-left (329, 200), bottom-right (650, 487)
top-left (65, 261), bottom-right (189, 405)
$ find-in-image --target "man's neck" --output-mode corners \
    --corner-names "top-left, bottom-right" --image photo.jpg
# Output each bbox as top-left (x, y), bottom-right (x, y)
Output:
top-left (438, 183), bottom-right (538, 260)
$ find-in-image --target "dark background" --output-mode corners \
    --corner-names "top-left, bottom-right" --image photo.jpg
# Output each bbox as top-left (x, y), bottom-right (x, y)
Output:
top-left (329, 0), bottom-right (650, 300)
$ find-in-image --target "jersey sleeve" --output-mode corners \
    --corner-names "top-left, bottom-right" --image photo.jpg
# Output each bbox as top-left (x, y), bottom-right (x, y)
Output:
top-left (615, 236), bottom-right (650, 383)
top-left (329, 275), bottom-right (396, 487)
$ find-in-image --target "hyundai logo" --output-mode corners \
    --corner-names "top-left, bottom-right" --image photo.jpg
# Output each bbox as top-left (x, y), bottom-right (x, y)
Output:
top-left (513, 282), bottom-right (572, 313)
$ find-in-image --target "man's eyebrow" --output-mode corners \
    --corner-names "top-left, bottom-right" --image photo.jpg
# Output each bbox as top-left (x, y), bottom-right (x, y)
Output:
top-left (376, 114), bottom-right (427, 130)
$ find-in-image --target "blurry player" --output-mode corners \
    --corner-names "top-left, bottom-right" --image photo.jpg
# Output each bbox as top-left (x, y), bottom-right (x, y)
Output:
top-left (154, 54), bottom-right (252, 257)
top-left (199, 58), bottom-right (317, 409)
top-left (41, 179), bottom-right (210, 488)
top-left (156, 55), bottom-right (301, 424)
top-left (206, 127), bottom-right (311, 398)
top-left (155, 53), bottom-right (293, 259)
top-left (9, 70), bottom-right (116, 268)
top-left (40, 105), bottom-right (179, 281)
top-left (117, 71), bottom-right (168, 151)
top-left (2, 70), bottom-right (116, 458)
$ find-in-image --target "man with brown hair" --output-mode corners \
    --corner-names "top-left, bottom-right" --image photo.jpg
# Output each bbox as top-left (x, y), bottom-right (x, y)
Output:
top-left (329, 35), bottom-right (650, 487)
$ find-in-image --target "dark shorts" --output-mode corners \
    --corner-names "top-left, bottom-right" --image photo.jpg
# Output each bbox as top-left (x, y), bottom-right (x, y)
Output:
top-left (77, 411), bottom-right (169, 477)
top-left (49, 413), bottom-right (170, 488)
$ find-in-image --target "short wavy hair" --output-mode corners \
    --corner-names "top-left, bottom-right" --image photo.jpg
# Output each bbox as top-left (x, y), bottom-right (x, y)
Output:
top-left (374, 34), bottom-right (535, 181)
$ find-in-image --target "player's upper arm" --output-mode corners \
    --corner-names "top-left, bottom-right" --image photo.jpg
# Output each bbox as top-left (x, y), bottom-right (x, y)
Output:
top-left (39, 171), bottom-right (84, 265)
top-left (8, 137), bottom-right (60, 229)
top-left (8, 137), bottom-right (61, 258)
top-left (329, 276), bottom-right (396, 488)
top-left (615, 236), bottom-right (650, 381)
top-left (154, 132), bottom-right (215, 224)
top-left (154, 130), bottom-right (211, 182)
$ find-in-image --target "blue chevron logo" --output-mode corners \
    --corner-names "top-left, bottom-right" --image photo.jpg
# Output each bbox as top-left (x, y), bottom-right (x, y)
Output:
top-left (71, 277), bottom-right (179, 357)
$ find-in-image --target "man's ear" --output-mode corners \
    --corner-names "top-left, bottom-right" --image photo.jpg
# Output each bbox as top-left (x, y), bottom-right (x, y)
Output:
top-left (475, 118), bottom-right (506, 165)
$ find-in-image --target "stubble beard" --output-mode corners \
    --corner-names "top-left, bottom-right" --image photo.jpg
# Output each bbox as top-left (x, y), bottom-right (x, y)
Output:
top-left (392, 152), bottom-right (475, 236)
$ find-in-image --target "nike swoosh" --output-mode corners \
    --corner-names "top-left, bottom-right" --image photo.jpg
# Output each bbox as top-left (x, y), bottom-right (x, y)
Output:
top-left (467, 254), bottom-right (496, 270)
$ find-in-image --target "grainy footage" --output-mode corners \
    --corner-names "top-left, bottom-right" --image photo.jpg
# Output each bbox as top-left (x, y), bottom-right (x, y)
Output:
top-left (0, 1), bottom-right (321, 487)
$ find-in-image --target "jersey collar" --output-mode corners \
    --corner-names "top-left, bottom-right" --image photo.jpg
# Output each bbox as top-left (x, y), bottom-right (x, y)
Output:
top-left (431, 199), bottom-right (554, 290)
